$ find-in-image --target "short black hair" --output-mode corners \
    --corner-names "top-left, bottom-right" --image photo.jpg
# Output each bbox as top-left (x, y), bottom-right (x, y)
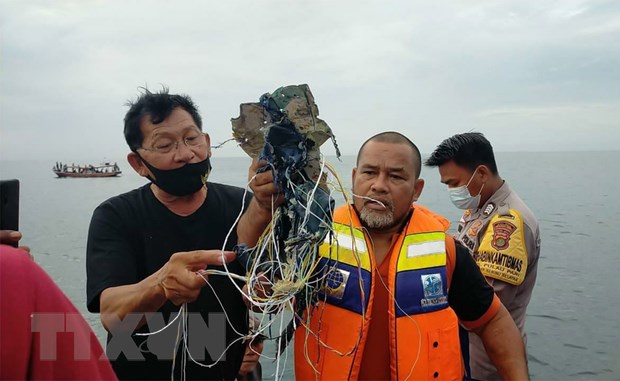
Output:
top-left (357, 131), bottom-right (422, 178)
top-left (425, 132), bottom-right (498, 175)
top-left (123, 86), bottom-right (203, 151)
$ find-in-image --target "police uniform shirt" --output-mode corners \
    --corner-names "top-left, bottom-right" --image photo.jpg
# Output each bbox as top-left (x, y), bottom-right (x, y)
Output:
top-left (454, 181), bottom-right (541, 381)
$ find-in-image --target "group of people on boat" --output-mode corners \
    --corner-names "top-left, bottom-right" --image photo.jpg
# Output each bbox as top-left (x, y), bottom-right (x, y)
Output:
top-left (53, 161), bottom-right (120, 174)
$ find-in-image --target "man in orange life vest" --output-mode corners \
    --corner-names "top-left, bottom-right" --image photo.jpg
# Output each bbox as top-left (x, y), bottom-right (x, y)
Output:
top-left (293, 132), bottom-right (529, 380)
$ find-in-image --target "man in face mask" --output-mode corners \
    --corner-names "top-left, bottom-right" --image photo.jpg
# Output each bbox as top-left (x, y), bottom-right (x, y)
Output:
top-left (426, 132), bottom-right (541, 381)
top-left (86, 88), bottom-right (279, 380)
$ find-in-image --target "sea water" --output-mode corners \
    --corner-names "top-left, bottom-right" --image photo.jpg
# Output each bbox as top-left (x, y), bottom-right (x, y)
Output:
top-left (1, 151), bottom-right (618, 380)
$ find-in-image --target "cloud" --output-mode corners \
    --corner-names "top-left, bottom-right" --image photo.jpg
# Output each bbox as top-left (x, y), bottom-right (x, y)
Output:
top-left (472, 101), bottom-right (620, 151)
top-left (1, 0), bottom-right (619, 161)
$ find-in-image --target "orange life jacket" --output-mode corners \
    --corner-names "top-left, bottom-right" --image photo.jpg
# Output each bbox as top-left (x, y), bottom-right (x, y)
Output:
top-left (295, 204), bottom-right (463, 380)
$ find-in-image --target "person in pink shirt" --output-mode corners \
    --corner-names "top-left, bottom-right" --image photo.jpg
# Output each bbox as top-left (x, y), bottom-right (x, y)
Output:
top-left (0, 235), bottom-right (117, 381)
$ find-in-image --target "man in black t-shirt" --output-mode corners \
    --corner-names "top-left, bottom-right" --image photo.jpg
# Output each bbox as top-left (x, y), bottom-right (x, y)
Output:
top-left (86, 88), bottom-right (278, 380)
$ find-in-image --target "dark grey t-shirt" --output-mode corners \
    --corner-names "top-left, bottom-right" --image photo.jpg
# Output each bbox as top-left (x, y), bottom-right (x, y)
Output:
top-left (87, 182), bottom-right (251, 380)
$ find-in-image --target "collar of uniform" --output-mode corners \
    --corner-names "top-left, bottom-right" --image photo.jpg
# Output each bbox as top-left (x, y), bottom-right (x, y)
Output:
top-left (487, 181), bottom-right (511, 205)
top-left (483, 181), bottom-right (512, 216)
top-left (468, 181), bottom-right (512, 218)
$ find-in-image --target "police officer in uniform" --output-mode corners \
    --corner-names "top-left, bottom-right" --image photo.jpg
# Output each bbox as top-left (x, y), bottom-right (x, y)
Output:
top-left (426, 132), bottom-right (541, 381)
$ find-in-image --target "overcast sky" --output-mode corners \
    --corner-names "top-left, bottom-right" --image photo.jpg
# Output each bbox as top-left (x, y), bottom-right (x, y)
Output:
top-left (1, 0), bottom-right (619, 161)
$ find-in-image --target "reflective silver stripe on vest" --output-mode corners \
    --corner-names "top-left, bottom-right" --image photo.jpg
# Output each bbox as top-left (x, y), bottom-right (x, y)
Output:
top-left (407, 240), bottom-right (446, 258)
top-left (324, 231), bottom-right (368, 253)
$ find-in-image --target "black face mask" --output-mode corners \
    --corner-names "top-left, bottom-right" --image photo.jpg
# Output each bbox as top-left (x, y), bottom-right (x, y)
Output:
top-left (138, 155), bottom-right (212, 196)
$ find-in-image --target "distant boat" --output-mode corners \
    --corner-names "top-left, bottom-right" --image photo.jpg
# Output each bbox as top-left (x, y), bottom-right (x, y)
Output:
top-left (52, 162), bottom-right (122, 178)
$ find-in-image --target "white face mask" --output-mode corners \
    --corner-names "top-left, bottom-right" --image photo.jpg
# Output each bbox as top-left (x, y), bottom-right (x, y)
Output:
top-left (448, 168), bottom-right (484, 210)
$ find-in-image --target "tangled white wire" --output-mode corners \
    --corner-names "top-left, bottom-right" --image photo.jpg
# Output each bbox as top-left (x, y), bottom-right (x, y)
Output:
top-left (133, 155), bottom-right (424, 380)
